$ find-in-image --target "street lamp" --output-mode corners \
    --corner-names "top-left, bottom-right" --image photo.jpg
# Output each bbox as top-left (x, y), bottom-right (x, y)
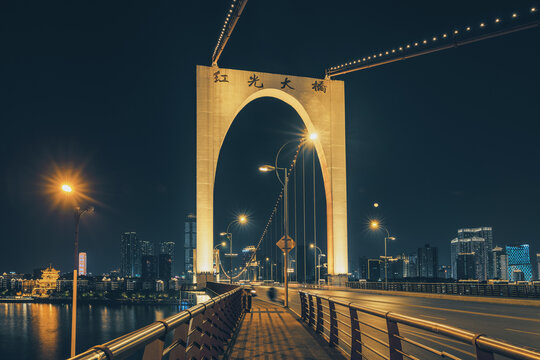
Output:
top-left (310, 244), bottom-right (326, 285)
top-left (220, 215), bottom-right (248, 284)
top-left (258, 134), bottom-right (317, 307)
top-left (61, 184), bottom-right (94, 357)
top-left (370, 220), bottom-right (396, 290)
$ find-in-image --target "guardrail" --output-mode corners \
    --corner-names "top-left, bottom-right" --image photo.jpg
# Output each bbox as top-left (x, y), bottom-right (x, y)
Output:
top-left (346, 281), bottom-right (540, 298)
top-left (299, 291), bottom-right (540, 360)
top-left (69, 283), bottom-right (249, 360)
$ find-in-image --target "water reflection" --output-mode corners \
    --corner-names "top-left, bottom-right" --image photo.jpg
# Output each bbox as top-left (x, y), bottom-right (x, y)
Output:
top-left (0, 303), bottom-right (179, 360)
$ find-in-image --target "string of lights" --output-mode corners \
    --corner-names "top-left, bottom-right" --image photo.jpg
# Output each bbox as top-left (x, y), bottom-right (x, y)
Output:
top-left (219, 141), bottom-right (305, 281)
top-left (211, 0), bottom-right (249, 66)
top-left (326, 6), bottom-right (539, 78)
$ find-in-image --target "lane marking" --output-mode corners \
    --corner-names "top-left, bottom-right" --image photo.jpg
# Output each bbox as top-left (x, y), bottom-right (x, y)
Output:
top-left (401, 329), bottom-right (476, 357)
top-left (403, 328), bottom-right (471, 346)
top-left (313, 292), bottom-right (540, 323)
top-left (418, 314), bottom-right (446, 320)
top-left (505, 328), bottom-right (540, 336)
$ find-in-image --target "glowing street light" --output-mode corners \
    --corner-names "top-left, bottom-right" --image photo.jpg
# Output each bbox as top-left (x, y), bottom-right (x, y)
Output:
top-left (369, 220), bottom-right (396, 290)
top-left (62, 184), bottom-right (73, 193)
top-left (309, 132), bottom-right (318, 140)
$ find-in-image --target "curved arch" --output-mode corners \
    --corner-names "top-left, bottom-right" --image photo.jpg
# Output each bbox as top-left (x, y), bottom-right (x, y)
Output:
top-left (213, 88), bottom-right (334, 276)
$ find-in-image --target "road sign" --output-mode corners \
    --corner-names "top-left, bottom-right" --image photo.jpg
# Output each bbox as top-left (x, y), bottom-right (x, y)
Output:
top-left (276, 235), bottom-right (295, 253)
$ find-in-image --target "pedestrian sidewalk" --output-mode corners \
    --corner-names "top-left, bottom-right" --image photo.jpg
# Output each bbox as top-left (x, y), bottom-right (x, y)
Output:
top-left (229, 299), bottom-right (337, 359)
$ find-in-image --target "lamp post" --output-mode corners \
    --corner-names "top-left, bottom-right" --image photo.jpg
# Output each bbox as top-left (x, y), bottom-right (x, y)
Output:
top-left (370, 221), bottom-right (396, 290)
top-left (220, 215), bottom-right (247, 284)
top-left (259, 133), bottom-right (317, 308)
top-left (310, 244), bottom-right (325, 285)
top-left (61, 184), bottom-right (93, 357)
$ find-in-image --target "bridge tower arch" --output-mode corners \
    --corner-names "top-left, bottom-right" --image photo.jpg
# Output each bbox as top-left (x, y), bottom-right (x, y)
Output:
top-left (196, 65), bottom-right (348, 284)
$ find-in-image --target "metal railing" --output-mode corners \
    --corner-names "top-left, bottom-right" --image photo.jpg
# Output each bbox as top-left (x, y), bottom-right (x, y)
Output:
top-left (69, 283), bottom-right (249, 360)
top-left (299, 291), bottom-right (540, 360)
top-left (346, 282), bottom-right (540, 299)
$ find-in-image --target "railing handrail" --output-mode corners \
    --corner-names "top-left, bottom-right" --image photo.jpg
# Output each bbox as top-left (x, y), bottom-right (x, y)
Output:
top-left (70, 286), bottom-right (244, 360)
top-left (299, 290), bottom-right (540, 360)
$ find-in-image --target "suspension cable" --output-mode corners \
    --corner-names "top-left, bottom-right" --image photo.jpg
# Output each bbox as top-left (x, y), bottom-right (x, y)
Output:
top-left (211, 0), bottom-right (249, 66)
top-left (326, 6), bottom-right (539, 78)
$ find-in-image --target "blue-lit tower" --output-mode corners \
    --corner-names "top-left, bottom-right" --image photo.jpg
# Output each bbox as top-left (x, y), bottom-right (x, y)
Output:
top-left (505, 244), bottom-right (533, 282)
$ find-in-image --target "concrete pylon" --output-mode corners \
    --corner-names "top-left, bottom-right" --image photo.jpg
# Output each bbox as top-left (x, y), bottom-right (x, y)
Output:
top-left (196, 65), bottom-right (348, 285)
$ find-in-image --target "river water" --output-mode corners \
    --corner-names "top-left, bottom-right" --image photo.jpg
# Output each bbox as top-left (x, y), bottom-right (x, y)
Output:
top-left (0, 302), bottom-right (185, 359)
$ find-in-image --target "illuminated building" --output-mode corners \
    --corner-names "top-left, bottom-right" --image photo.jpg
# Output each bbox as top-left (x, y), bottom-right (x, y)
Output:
top-left (184, 214), bottom-right (196, 282)
top-left (451, 227), bottom-right (493, 280)
top-left (31, 266), bottom-right (60, 297)
top-left (78, 252), bottom-right (87, 276)
top-left (141, 240), bottom-right (154, 256)
top-left (506, 244), bottom-right (533, 282)
top-left (121, 232), bottom-right (141, 277)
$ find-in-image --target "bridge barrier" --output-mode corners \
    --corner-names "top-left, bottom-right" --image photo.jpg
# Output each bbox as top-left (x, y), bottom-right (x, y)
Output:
top-left (299, 291), bottom-right (540, 360)
top-left (346, 281), bottom-right (540, 299)
top-left (68, 284), bottom-right (250, 360)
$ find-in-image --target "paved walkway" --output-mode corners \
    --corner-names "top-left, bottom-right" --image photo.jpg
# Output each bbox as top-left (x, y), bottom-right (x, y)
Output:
top-left (229, 300), bottom-right (336, 359)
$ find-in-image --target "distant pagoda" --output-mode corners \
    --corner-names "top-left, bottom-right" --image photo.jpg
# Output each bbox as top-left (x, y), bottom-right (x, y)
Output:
top-left (31, 266), bottom-right (60, 297)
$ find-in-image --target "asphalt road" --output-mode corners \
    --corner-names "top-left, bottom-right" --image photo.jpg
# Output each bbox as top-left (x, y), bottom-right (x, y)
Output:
top-left (252, 285), bottom-right (540, 358)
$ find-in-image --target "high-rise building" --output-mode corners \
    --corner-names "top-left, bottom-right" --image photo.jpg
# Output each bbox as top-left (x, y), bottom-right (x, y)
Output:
top-left (141, 255), bottom-right (157, 280)
top-left (367, 259), bottom-right (381, 281)
top-left (358, 256), bottom-right (368, 280)
top-left (160, 241), bottom-right (176, 275)
top-left (158, 254), bottom-right (172, 281)
top-left (121, 232), bottom-right (141, 277)
top-left (407, 253), bottom-right (418, 278)
top-left (492, 246), bottom-right (508, 280)
top-left (417, 244), bottom-right (438, 278)
top-left (451, 227), bottom-right (493, 280)
top-left (141, 240), bottom-right (154, 256)
top-left (456, 253), bottom-right (475, 280)
top-left (78, 252), bottom-right (87, 276)
top-left (184, 214), bottom-right (196, 282)
top-left (537, 254), bottom-right (540, 280)
top-left (388, 258), bottom-right (404, 279)
top-left (506, 244), bottom-right (533, 282)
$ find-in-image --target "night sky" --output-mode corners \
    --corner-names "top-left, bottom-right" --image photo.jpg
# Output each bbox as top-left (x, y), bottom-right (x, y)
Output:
top-left (1, 1), bottom-right (539, 275)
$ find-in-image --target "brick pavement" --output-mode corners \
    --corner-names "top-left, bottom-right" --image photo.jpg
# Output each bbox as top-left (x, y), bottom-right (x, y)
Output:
top-left (229, 299), bottom-right (336, 359)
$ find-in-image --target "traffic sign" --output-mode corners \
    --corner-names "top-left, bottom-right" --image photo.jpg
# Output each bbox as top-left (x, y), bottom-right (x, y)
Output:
top-left (276, 235), bottom-right (295, 253)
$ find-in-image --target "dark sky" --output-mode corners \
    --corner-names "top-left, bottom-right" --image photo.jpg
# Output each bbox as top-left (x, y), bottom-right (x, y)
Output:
top-left (1, 1), bottom-right (539, 275)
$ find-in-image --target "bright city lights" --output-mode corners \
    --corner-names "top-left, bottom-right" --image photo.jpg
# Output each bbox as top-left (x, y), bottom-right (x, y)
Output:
top-left (62, 184), bottom-right (73, 193)
top-left (370, 220), bottom-right (380, 229)
top-left (309, 132), bottom-right (318, 140)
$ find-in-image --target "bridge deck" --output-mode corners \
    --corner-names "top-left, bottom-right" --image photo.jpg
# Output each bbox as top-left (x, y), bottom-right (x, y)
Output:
top-left (230, 299), bottom-right (336, 359)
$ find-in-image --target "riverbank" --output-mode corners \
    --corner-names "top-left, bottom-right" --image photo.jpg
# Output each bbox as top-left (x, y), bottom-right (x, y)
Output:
top-left (0, 296), bottom-right (190, 305)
